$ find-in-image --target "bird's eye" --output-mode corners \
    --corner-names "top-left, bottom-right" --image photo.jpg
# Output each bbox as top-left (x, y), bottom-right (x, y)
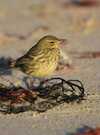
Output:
top-left (50, 41), bottom-right (54, 43)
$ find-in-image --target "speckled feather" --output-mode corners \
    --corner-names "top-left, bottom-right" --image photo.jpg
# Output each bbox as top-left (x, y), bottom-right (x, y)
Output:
top-left (14, 36), bottom-right (61, 77)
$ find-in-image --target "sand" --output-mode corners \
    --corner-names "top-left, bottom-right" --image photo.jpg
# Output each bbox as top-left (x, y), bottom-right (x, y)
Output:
top-left (0, 0), bottom-right (100, 135)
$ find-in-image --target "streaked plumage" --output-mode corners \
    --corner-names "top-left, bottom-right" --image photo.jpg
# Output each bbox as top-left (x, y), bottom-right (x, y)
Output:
top-left (12, 35), bottom-right (65, 78)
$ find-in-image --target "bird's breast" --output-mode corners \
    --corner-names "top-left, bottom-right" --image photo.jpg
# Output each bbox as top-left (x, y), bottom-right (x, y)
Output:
top-left (28, 49), bottom-right (60, 77)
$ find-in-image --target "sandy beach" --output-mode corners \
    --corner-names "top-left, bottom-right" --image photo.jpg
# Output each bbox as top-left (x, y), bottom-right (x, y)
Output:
top-left (0, 0), bottom-right (100, 135)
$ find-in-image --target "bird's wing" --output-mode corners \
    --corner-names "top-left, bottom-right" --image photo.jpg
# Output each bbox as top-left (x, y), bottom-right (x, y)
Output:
top-left (15, 45), bottom-right (43, 67)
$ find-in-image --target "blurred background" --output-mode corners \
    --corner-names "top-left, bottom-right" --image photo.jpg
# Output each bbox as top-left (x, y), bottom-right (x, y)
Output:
top-left (0, 0), bottom-right (100, 135)
top-left (0, 0), bottom-right (99, 58)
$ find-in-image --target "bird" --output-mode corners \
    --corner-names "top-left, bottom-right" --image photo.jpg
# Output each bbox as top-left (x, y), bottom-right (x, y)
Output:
top-left (11, 35), bottom-right (68, 78)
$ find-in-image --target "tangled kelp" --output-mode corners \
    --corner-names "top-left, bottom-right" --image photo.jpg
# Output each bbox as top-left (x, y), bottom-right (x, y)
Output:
top-left (0, 78), bottom-right (85, 114)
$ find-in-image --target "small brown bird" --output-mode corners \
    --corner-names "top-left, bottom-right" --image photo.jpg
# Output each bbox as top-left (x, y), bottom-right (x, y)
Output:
top-left (11, 35), bottom-right (68, 78)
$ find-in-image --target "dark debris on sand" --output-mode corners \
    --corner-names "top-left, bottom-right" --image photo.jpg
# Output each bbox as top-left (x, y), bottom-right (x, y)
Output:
top-left (0, 78), bottom-right (85, 114)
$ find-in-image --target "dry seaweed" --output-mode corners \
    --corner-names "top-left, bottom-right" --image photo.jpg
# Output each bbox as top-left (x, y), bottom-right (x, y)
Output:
top-left (0, 77), bottom-right (85, 114)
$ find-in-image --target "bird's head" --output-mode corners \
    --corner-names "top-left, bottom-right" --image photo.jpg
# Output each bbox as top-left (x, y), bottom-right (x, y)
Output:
top-left (37, 35), bottom-right (67, 50)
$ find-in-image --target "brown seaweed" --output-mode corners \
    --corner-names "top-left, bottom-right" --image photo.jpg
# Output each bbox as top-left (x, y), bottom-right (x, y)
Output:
top-left (0, 78), bottom-right (85, 114)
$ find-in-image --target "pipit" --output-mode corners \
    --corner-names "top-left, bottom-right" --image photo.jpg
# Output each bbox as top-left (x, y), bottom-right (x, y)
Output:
top-left (11, 35), bottom-right (68, 78)
top-left (9, 35), bottom-right (72, 89)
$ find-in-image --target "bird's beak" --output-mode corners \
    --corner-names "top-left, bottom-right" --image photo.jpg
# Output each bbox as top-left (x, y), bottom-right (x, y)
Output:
top-left (59, 38), bottom-right (68, 47)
